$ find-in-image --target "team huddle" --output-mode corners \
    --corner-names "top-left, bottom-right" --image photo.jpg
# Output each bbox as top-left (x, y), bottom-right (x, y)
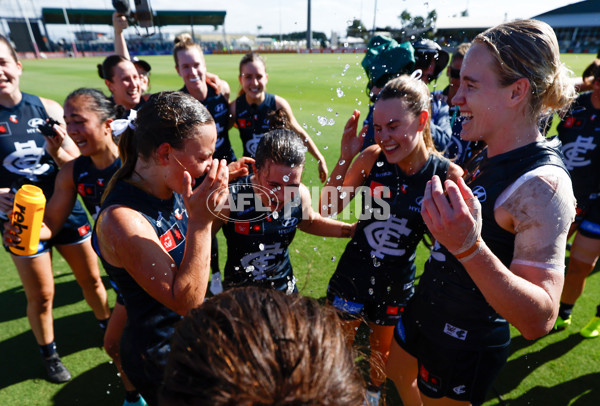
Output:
top-left (1, 15), bottom-right (596, 406)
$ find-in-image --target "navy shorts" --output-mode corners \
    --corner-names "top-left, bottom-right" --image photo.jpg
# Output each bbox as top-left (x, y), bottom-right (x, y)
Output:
top-left (3, 200), bottom-right (91, 258)
top-left (578, 196), bottom-right (600, 239)
top-left (393, 308), bottom-right (509, 405)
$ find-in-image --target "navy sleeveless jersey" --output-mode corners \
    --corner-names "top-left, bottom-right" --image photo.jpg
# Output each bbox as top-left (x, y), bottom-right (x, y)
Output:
top-left (333, 152), bottom-right (449, 303)
top-left (93, 179), bottom-right (188, 389)
top-left (235, 92), bottom-right (277, 157)
top-left (413, 140), bottom-right (569, 349)
top-left (0, 93), bottom-right (58, 194)
top-left (557, 91), bottom-right (600, 202)
top-left (72, 155), bottom-right (121, 220)
top-left (181, 85), bottom-right (235, 162)
top-left (222, 175), bottom-right (303, 292)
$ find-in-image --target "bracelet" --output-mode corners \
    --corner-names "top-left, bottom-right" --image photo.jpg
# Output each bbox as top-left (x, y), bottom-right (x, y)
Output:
top-left (454, 238), bottom-right (481, 260)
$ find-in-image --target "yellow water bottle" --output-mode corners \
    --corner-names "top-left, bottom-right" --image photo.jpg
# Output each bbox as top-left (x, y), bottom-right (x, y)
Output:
top-left (10, 184), bottom-right (46, 256)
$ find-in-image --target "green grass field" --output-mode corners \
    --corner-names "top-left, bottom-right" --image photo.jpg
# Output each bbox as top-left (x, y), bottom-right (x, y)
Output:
top-left (1, 52), bottom-right (599, 405)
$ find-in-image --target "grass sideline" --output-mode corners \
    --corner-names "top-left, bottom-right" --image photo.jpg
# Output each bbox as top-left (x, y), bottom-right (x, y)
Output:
top-left (0, 52), bottom-right (598, 405)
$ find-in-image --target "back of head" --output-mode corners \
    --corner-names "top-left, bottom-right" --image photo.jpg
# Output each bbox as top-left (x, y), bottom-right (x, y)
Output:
top-left (173, 33), bottom-right (203, 67)
top-left (254, 129), bottom-right (307, 171)
top-left (98, 54), bottom-right (129, 81)
top-left (474, 19), bottom-right (576, 120)
top-left (413, 39), bottom-right (449, 81)
top-left (160, 287), bottom-right (365, 406)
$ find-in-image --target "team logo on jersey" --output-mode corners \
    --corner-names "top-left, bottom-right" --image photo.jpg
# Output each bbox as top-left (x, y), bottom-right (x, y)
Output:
top-left (415, 196), bottom-right (424, 207)
top-left (363, 216), bottom-right (411, 259)
top-left (418, 365), bottom-right (442, 393)
top-left (234, 220), bottom-right (263, 235)
top-left (174, 208), bottom-right (183, 220)
top-left (212, 103), bottom-right (227, 117)
top-left (237, 118), bottom-right (251, 129)
top-left (245, 133), bottom-right (263, 157)
top-left (77, 183), bottom-right (96, 197)
top-left (453, 385), bottom-right (467, 395)
top-left (77, 224), bottom-right (91, 237)
top-left (27, 118), bottom-right (46, 128)
top-left (400, 184), bottom-right (408, 194)
top-left (0, 122), bottom-right (11, 136)
top-left (159, 224), bottom-right (185, 252)
top-left (240, 242), bottom-right (284, 280)
top-left (562, 136), bottom-right (597, 170)
top-left (386, 305), bottom-right (400, 315)
top-left (280, 217), bottom-right (299, 228)
top-left (471, 185), bottom-right (486, 202)
top-left (4, 140), bottom-right (51, 176)
top-left (563, 116), bottom-right (584, 129)
top-left (369, 181), bottom-right (392, 199)
top-left (443, 322), bottom-right (468, 340)
top-left (9, 115), bottom-right (18, 124)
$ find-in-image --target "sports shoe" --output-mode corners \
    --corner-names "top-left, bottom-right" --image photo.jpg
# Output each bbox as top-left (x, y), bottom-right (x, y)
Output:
top-left (209, 271), bottom-right (223, 295)
top-left (43, 353), bottom-right (71, 383)
top-left (123, 395), bottom-right (148, 406)
top-left (554, 315), bottom-right (572, 331)
top-left (580, 316), bottom-right (600, 338)
top-left (364, 388), bottom-right (381, 406)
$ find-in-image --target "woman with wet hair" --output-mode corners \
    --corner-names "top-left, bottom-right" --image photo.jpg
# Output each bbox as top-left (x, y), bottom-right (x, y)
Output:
top-left (93, 91), bottom-right (229, 404)
top-left (320, 75), bottom-right (462, 405)
top-left (160, 286), bottom-right (365, 406)
top-left (386, 19), bottom-right (577, 405)
top-left (212, 128), bottom-right (354, 294)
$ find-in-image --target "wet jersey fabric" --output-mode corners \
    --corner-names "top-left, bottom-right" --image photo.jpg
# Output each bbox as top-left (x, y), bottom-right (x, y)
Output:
top-left (72, 155), bottom-right (121, 220)
top-left (222, 175), bottom-right (302, 293)
top-left (235, 92), bottom-right (277, 158)
top-left (93, 179), bottom-right (188, 403)
top-left (411, 140), bottom-right (569, 350)
top-left (330, 152), bottom-right (450, 306)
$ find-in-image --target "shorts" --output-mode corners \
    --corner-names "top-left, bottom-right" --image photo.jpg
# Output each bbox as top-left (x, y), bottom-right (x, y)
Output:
top-left (328, 293), bottom-right (404, 326)
top-left (3, 200), bottom-right (91, 258)
top-left (393, 308), bottom-right (509, 405)
top-left (578, 196), bottom-right (600, 239)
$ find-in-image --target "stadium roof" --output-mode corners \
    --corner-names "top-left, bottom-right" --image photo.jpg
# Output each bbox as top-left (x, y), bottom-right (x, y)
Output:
top-left (532, 0), bottom-right (600, 28)
top-left (41, 8), bottom-right (226, 27)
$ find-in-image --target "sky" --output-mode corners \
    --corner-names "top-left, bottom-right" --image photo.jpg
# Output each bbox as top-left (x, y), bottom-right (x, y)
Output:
top-left (1, 0), bottom-right (581, 39)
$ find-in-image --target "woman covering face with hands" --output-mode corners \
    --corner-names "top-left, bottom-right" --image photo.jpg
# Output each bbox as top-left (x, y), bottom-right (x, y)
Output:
top-left (386, 19), bottom-right (577, 406)
top-left (93, 91), bottom-right (229, 405)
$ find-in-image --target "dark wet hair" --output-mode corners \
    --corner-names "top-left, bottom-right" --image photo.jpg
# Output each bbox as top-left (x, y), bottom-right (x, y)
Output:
top-left (254, 128), bottom-right (306, 171)
top-left (97, 54), bottom-right (130, 81)
top-left (160, 287), bottom-right (365, 406)
top-left (0, 34), bottom-right (19, 63)
top-left (103, 91), bottom-right (214, 200)
top-left (64, 88), bottom-right (116, 123)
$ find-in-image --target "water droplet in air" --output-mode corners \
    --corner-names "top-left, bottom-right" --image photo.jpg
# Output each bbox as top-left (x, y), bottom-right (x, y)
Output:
top-left (356, 75), bottom-right (362, 80)
top-left (336, 88), bottom-right (345, 97)
top-left (283, 175), bottom-right (290, 182)
top-left (336, 175), bottom-right (342, 180)
top-left (259, 243), bottom-right (265, 251)
top-left (368, 288), bottom-right (374, 295)
top-left (328, 118), bottom-right (335, 125)
top-left (376, 161), bottom-right (384, 167)
top-left (331, 256), bottom-right (337, 261)
top-left (339, 159), bottom-right (346, 165)
top-left (272, 210), bottom-right (279, 219)
top-left (371, 276), bottom-right (376, 285)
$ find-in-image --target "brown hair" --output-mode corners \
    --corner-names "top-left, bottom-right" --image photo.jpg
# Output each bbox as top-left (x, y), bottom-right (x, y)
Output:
top-left (173, 33), bottom-right (204, 67)
top-left (97, 54), bottom-right (130, 81)
top-left (0, 35), bottom-right (19, 63)
top-left (377, 75), bottom-right (437, 154)
top-left (160, 287), bottom-right (365, 405)
top-left (238, 52), bottom-right (267, 98)
top-left (474, 19), bottom-right (576, 121)
top-left (102, 91), bottom-right (214, 201)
